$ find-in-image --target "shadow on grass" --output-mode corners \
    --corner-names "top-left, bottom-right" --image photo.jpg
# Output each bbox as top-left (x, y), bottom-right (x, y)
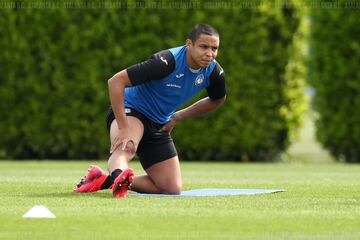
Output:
top-left (26, 191), bottom-right (114, 199)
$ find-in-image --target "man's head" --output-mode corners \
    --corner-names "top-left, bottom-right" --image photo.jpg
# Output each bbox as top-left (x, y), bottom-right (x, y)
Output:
top-left (186, 23), bottom-right (220, 69)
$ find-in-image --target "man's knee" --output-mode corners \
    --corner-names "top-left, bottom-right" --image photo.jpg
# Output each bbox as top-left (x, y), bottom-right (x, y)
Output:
top-left (123, 140), bottom-right (137, 155)
top-left (113, 140), bottom-right (137, 158)
top-left (159, 181), bottom-right (182, 195)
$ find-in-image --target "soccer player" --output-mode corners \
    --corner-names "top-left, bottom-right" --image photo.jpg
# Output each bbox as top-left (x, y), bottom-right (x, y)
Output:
top-left (75, 23), bottom-right (226, 197)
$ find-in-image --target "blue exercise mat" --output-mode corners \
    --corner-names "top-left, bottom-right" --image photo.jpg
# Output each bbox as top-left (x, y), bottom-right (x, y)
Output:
top-left (129, 188), bottom-right (285, 197)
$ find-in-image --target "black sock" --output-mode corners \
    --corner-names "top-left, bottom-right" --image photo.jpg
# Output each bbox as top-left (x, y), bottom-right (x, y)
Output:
top-left (100, 169), bottom-right (123, 189)
top-left (110, 169), bottom-right (123, 182)
top-left (100, 176), bottom-right (113, 189)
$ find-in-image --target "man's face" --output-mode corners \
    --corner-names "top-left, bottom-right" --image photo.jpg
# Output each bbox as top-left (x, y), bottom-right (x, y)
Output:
top-left (187, 34), bottom-right (219, 69)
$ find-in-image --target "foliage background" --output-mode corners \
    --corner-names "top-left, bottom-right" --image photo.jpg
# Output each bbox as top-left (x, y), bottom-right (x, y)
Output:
top-left (308, 1), bottom-right (360, 163)
top-left (0, 0), bottom-right (307, 161)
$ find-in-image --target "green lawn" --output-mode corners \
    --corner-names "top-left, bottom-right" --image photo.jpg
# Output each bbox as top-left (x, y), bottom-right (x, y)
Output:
top-left (0, 161), bottom-right (359, 240)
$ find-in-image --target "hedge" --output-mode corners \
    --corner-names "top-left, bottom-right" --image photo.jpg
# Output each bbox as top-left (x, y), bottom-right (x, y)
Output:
top-left (308, 3), bottom-right (360, 162)
top-left (0, 0), bottom-right (305, 161)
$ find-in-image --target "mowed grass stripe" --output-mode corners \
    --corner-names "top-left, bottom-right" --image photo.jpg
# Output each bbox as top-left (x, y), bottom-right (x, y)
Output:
top-left (0, 161), bottom-right (359, 240)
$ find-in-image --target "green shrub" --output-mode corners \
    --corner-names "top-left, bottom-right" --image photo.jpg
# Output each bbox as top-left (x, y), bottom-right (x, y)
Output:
top-left (0, 0), bottom-right (305, 161)
top-left (308, 3), bottom-right (360, 162)
top-left (173, 0), bottom-right (306, 161)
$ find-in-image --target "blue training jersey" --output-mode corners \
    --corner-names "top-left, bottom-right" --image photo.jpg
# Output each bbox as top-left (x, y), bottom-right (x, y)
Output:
top-left (124, 45), bottom-right (226, 124)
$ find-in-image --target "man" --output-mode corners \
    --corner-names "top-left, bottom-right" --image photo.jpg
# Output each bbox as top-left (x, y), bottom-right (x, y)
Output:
top-left (75, 23), bottom-right (226, 197)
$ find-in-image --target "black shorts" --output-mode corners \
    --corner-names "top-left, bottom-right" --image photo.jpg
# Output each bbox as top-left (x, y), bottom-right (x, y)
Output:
top-left (106, 107), bottom-right (178, 169)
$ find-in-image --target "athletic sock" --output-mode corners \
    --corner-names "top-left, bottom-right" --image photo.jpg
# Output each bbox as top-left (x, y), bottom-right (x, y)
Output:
top-left (100, 176), bottom-right (112, 189)
top-left (110, 169), bottom-right (123, 182)
top-left (100, 169), bottom-right (123, 189)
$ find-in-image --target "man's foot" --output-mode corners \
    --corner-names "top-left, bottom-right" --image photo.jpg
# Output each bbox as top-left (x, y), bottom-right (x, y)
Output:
top-left (75, 165), bottom-right (108, 192)
top-left (112, 168), bottom-right (135, 198)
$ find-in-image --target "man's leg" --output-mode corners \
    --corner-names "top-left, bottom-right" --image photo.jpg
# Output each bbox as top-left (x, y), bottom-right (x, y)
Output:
top-left (108, 116), bottom-right (144, 172)
top-left (76, 116), bottom-right (182, 195)
top-left (131, 156), bottom-right (182, 194)
top-left (75, 116), bottom-right (144, 194)
top-left (108, 116), bottom-right (143, 197)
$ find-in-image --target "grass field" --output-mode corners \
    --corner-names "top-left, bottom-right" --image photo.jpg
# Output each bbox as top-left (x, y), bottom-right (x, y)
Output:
top-left (0, 160), bottom-right (359, 240)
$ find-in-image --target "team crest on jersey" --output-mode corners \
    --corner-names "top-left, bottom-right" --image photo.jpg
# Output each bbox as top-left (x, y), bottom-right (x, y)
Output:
top-left (195, 74), bottom-right (204, 86)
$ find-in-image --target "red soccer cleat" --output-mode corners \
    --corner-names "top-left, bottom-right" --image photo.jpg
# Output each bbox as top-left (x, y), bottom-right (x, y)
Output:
top-left (112, 168), bottom-right (135, 198)
top-left (75, 165), bottom-right (108, 193)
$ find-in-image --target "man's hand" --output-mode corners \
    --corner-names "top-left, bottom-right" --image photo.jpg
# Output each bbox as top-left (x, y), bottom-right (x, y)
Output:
top-left (110, 127), bottom-right (136, 154)
top-left (160, 113), bottom-right (181, 132)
